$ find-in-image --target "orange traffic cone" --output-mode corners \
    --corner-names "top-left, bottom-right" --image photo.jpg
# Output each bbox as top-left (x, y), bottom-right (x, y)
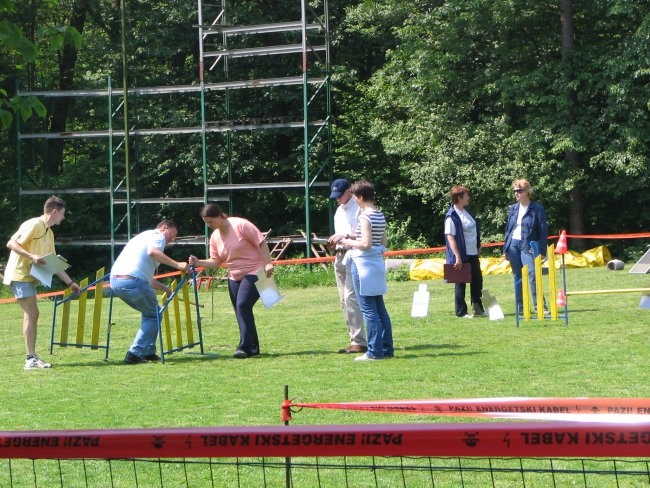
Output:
top-left (555, 230), bottom-right (568, 254)
top-left (556, 288), bottom-right (566, 307)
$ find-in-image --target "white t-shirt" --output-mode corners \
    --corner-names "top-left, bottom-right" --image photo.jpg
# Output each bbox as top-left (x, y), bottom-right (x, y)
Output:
top-left (334, 197), bottom-right (361, 236)
top-left (512, 203), bottom-right (529, 241)
top-left (444, 207), bottom-right (478, 256)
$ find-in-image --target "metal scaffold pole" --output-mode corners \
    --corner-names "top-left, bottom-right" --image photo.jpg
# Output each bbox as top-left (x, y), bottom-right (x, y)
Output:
top-left (108, 76), bottom-right (115, 262)
top-left (15, 80), bottom-right (23, 222)
top-left (324, 0), bottom-right (334, 236)
top-left (120, 0), bottom-right (132, 239)
top-left (198, 0), bottom-right (211, 255)
top-left (302, 0), bottom-right (312, 260)
top-left (15, 0), bottom-right (332, 258)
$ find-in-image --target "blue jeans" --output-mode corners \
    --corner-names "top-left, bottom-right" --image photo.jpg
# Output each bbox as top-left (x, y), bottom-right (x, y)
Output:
top-left (110, 276), bottom-right (159, 357)
top-left (351, 261), bottom-right (393, 359)
top-left (506, 239), bottom-right (537, 313)
top-left (228, 275), bottom-right (260, 354)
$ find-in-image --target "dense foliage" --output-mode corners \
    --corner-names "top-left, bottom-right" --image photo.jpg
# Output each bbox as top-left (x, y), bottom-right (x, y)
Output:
top-left (1, 0), bottom-right (649, 275)
top-left (336, 0), bottom-right (650, 244)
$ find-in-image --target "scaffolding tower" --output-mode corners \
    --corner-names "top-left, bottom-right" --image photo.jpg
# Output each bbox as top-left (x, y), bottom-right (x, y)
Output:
top-left (15, 0), bottom-right (332, 260)
top-left (196, 0), bottom-right (332, 256)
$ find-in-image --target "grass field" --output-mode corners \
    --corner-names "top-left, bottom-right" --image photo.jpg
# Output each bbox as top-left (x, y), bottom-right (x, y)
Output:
top-left (1, 264), bottom-right (648, 432)
top-left (1, 264), bottom-right (649, 486)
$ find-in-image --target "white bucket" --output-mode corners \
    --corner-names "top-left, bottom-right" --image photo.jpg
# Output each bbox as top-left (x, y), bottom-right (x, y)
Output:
top-left (606, 259), bottom-right (625, 271)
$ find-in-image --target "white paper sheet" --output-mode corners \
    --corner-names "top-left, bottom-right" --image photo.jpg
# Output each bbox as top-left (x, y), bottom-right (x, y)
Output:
top-left (30, 253), bottom-right (70, 288)
top-left (255, 267), bottom-right (283, 309)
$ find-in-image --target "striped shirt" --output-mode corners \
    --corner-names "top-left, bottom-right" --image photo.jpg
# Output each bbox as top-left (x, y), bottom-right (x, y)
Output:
top-left (355, 209), bottom-right (386, 246)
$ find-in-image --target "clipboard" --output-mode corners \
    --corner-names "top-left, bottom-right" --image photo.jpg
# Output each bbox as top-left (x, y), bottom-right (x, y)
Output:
top-left (30, 253), bottom-right (70, 288)
top-left (443, 263), bottom-right (472, 283)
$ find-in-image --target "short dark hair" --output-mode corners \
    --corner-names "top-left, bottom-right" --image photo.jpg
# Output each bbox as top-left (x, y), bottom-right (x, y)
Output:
top-left (157, 220), bottom-right (178, 231)
top-left (44, 196), bottom-right (66, 213)
top-left (350, 180), bottom-right (375, 202)
top-left (200, 203), bottom-right (227, 219)
top-left (450, 185), bottom-right (469, 204)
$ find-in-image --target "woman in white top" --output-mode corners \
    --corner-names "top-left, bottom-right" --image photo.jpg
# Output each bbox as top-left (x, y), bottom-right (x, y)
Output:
top-left (444, 185), bottom-right (485, 318)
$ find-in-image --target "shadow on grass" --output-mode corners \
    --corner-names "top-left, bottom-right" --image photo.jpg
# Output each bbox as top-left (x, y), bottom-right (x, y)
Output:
top-left (49, 343), bottom-right (484, 365)
top-left (403, 343), bottom-right (461, 351)
top-left (47, 350), bottom-right (222, 368)
top-left (398, 343), bottom-right (485, 360)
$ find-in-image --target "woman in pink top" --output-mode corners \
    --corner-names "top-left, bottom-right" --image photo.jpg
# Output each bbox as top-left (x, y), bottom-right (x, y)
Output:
top-left (189, 203), bottom-right (274, 358)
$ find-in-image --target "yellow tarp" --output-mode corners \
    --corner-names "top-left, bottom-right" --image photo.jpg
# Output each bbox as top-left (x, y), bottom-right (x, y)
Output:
top-left (410, 245), bottom-right (611, 281)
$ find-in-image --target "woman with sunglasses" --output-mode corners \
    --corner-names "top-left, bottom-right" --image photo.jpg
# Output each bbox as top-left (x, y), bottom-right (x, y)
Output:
top-left (503, 179), bottom-right (548, 314)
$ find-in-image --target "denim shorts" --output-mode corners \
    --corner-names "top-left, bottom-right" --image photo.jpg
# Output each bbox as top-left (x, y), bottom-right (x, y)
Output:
top-left (11, 281), bottom-right (37, 299)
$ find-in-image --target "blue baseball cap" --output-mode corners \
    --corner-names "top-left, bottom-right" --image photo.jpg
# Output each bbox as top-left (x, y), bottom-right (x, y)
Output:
top-left (329, 179), bottom-right (350, 199)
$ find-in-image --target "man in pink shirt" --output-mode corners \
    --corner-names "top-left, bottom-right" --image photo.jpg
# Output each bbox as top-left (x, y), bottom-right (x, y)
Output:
top-left (189, 203), bottom-right (274, 358)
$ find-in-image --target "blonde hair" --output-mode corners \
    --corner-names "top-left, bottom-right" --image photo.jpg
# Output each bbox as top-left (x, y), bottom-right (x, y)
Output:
top-left (512, 179), bottom-right (532, 198)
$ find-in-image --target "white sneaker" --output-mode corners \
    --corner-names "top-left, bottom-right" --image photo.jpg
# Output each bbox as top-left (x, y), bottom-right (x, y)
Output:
top-left (355, 353), bottom-right (377, 361)
top-left (462, 314), bottom-right (474, 319)
top-left (24, 355), bottom-right (52, 370)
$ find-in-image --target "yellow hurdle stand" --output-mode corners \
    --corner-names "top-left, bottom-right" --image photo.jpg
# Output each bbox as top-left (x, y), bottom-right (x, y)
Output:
top-left (50, 267), bottom-right (113, 359)
top-left (156, 268), bottom-right (204, 363)
top-left (517, 244), bottom-right (563, 326)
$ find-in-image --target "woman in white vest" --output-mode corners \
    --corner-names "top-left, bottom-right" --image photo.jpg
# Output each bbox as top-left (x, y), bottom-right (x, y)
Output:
top-left (334, 180), bottom-right (393, 361)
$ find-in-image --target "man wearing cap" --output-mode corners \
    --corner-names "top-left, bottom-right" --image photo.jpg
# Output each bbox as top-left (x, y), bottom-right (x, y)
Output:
top-left (327, 178), bottom-right (367, 354)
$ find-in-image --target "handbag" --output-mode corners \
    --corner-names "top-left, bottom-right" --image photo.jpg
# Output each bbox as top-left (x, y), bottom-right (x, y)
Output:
top-left (443, 263), bottom-right (472, 283)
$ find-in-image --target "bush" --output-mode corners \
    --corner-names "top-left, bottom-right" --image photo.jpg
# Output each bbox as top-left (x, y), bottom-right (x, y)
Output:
top-left (386, 264), bottom-right (411, 282)
top-left (273, 264), bottom-right (335, 288)
top-left (386, 217), bottom-right (427, 251)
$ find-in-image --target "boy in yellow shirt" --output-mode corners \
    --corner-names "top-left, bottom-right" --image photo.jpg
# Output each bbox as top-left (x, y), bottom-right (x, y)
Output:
top-left (4, 196), bottom-right (80, 370)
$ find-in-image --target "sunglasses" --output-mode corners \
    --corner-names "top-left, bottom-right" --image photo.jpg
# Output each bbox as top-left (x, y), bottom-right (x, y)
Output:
top-left (513, 188), bottom-right (525, 194)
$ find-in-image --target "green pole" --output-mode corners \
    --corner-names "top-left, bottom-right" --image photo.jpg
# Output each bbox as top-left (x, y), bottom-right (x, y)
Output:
top-left (222, 0), bottom-right (233, 217)
top-left (301, 0), bottom-right (312, 260)
top-left (324, 0), bottom-right (334, 236)
top-left (198, 0), bottom-right (209, 256)
top-left (120, 0), bottom-right (132, 239)
top-left (15, 80), bottom-right (23, 222)
top-left (108, 76), bottom-right (115, 262)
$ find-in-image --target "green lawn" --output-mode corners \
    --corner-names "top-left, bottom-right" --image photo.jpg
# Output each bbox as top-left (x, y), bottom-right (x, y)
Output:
top-left (0, 265), bottom-right (648, 432)
top-left (1, 265), bottom-right (649, 486)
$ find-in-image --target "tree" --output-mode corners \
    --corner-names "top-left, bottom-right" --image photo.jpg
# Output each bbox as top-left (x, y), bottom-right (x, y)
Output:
top-left (3, 0), bottom-right (648, 268)
top-left (43, 0), bottom-right (87, 174)
top-left (0, 0), bottom-right (45, 129)
top-left (0, 0), bottom-right (82, 249)
top-left (340, 0), bottom-right (650, 246)
top-left (559, 0), bottom-right (583, 245)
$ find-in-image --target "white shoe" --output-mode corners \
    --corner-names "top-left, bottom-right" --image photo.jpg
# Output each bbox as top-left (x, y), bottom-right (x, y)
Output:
top-left (24, 355), bottom-right (52, 370)
top-left (355, 353), bottom-right (377, 361)
top-left (462, 314), bottom-right (474, 319)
